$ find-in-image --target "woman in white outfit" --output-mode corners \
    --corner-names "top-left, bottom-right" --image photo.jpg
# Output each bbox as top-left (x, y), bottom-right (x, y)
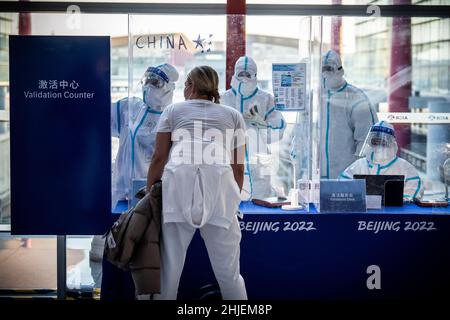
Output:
top-left (146, 66), bottom-right (248, 300)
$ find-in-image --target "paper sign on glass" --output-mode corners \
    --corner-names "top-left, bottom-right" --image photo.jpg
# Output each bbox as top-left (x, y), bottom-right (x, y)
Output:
top-left (272, 63), bottom-right (307, 111)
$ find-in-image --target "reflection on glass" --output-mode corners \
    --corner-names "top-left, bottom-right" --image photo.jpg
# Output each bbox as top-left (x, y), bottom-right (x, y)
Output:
top-left (117, 14), bottom-right (227, 209)
top-left (322, 14), bottom-right (450, 203)
top-left (245, 16), bottom-right (319, 200)
top-left (0, 235), bottom-right (57, 290)
top-left (67, 237), bottom-right (102, 291)
top-left (0, 3), bottom-right (447, 218)
top-left (27, 0), bottom-right (227, 3)
top-left (128, 14), bottom-right (227, 101)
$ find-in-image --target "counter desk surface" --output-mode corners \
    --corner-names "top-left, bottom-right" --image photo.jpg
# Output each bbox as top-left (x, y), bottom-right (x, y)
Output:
top-left (105, 200), bottom-right (450, 300)
top-left (114, 200), bottom-right (450, 215)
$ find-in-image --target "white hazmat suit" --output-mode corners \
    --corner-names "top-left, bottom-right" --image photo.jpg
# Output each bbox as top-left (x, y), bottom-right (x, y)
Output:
top-left (111, 63), bottom-right (179, 208)
top-left (221, 56), bottom-right (286, 200)
top-left (321, 50), bottom-right (378, 179)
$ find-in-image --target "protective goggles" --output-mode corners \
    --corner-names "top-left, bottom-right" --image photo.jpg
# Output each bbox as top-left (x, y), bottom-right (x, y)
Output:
top-left (322, 65), bottom-right (342, 73)
top-left (142, 73), bottom-right (166, 89)
top-left (237, 70), bottom-right (253, 80)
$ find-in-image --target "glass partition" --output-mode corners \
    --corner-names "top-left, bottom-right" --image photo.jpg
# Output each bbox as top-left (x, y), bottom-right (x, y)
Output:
top-left (118, 14), bottom-right (227, 210)
top-left (66, 236), bottom-right (102, 294)
top-left (245, 15), bottom-right (321, 210)
top-left (320, 14), bottom-right (450, 212)
top-left (128, 14), bottom-right (227, 106)
top-left (1, 9), bottom-right (448, 220)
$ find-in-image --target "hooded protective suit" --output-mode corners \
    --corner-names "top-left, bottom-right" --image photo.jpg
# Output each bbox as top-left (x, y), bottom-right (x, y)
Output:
top-left (340, 121), bottom-right (424, 200)
top-left (221, 56), bottom-right (286, 200)
top-left (111, 63), bottom-right (179, 208)
top-left (321, 50), bottom-right (378, 179)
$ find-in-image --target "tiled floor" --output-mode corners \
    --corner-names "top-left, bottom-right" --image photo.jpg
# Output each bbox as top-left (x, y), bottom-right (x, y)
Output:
top-left (0, 238), bottom-right (58, 289)
top-left (0, 237), bottom-right (102, 290)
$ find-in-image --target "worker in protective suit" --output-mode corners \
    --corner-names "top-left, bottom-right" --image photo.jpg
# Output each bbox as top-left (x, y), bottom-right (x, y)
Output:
top-left (340, 121), bottom-right (424, 200)
top-left (221, 56), bottom-right (286, 200)
top-left (111, 63), bottom-right (179, 208)
top-left (321, 49), bottom-right (378, 179)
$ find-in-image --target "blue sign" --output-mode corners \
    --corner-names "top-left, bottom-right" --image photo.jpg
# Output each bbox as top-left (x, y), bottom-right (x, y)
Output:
top-left (320, 180), bottom-right (367, 213)
top-left (101, 202), bottom-right (450, 300)
top-left (178, 208), bottom-right (450, 299)
top-left (9, 36), bottom-right (111, 235)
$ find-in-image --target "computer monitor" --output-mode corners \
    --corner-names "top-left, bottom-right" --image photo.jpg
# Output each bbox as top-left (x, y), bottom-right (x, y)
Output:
top-left (354, 175), bottom-right (405, 206)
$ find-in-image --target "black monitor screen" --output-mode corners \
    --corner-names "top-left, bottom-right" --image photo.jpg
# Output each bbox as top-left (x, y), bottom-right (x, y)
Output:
top-left (354, 175), bottom-right (405, 206)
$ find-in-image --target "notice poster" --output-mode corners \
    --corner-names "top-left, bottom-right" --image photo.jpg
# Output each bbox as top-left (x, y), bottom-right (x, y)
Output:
top-left (272, 63), bottom-right (307, 111)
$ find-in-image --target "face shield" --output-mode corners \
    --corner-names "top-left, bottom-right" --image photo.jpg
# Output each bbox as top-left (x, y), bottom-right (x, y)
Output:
top-left (360, 123), bottom-right (398, 164)
top-left (141, 68), bottom-right (168, 89)
top-left (140, 66), bottom-right (175, 109)
top-left (143, 74), bottom-right (166, 89)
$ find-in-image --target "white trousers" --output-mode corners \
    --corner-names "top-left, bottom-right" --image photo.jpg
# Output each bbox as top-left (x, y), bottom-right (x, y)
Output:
top-left (156, 216), bottom-right (248, 300)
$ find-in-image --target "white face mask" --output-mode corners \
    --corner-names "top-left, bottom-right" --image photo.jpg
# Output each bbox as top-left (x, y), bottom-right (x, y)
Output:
top-left (231, 75), bottom-right (257, 97)
top-left (323, 72), bottom-right (344, 90)
top-left (143, 83), bottom-right (174, 110)
top-left (371, 146), bottom-right (396, 164)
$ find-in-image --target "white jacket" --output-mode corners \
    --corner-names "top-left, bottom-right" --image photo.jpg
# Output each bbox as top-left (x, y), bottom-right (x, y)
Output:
top-left (162, 162), bottom-right (241, 229)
